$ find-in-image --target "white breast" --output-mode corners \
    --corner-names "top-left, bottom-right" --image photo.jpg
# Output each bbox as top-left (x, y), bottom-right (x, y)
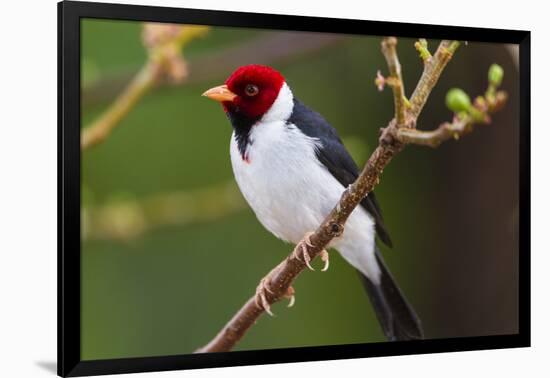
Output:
top-left (228, 84), bottom-right (381, 282)
top-left (230, 121), bottom-right (336, 243)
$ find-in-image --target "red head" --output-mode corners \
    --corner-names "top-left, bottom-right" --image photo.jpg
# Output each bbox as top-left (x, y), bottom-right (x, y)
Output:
top-left (203, 65), bottom-right (285, 119)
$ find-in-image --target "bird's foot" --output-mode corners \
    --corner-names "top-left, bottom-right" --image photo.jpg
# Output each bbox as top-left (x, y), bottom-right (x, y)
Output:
top-left (255, 276), bottom-right (275, 316)
top-left (291, 232), bottom-right (330, 272)
top-left (254, 268), bottom-right (296, 316)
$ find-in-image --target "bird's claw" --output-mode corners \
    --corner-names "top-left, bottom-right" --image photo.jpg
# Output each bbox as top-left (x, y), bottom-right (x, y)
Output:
top-left (255, 276), bottom-right (275, 316)
top-left (320, 249), bottom-right (330, 272)
top-left (285, 286), bottom-right (295, 308)
top-left (255, 276), bottom-right (296, 315)
top-left (292, 232), bottom-right (315, 270)
top-left (292, 232), bottom-right (330, 272)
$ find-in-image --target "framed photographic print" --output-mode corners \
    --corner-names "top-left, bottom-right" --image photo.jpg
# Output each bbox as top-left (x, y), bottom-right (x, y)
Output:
top-left (58, 0), bottom-right (530, 376)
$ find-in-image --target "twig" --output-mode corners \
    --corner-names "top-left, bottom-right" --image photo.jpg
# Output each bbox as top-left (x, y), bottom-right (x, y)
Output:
top-left (381, 37), bottom-right (407, 126)
top-left (82, 180), bottom-right (245, 241)
top-left (409, 40), bottom-right (460, 119)
top-left (81, 24), bottom-right (209, 150)
top-left (396, 89), bottom-right (508, 148)
top-left (395, 120), bottom-right (470, 148)
top-left (82, 32), bottom-right (347, 108)
top-left (414, 39), bottom-right (432, 63)
top-left (196, 37), bottom-right (505, 353)
top-left (81, 62), bottom-right (159, 150)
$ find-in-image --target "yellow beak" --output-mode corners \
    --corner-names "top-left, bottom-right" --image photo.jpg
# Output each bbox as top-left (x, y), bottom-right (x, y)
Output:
top-left (202, 84), bottom-right (237, 103)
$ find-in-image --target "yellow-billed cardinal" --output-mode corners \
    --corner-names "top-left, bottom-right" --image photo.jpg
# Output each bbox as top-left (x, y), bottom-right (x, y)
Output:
top-left (203, 64), bottom-right (423, 341)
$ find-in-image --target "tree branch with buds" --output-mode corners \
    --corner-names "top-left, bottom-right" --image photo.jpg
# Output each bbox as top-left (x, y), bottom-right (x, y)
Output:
top-left (81, 23), bottom-right (209, 150)
top-left (195, 37), bottom-right (507, 353)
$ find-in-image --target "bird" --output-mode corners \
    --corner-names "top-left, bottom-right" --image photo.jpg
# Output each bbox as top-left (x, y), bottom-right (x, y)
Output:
top-left (202, 64), bottom-right (423, 341)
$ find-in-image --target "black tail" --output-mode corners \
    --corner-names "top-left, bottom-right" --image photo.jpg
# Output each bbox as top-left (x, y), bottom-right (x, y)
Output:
top-left (358, 247), bottom-right (424, 341)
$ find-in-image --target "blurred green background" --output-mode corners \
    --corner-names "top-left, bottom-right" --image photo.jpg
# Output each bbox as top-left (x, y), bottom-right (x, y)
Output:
top-left (81, 19), bottom-right (520, 360)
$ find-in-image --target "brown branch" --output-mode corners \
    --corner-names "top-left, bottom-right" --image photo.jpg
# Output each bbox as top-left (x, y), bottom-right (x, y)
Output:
top-left (396, 89), bottom-right (508, 148)
top-left (196, 38), bottom-right (505, 354)
top-left (395, 121), bottom-right (470, 148)
top-left (82, 32), bottom-right (347, 108)
top-left (381, 37), bottom-right (407, 126)
top-left (81, 62), bottom-right (159, 150)
top-left (82, 180), bottom-right (245, 241)
top-left (409, 40), bottom-right (460, 119)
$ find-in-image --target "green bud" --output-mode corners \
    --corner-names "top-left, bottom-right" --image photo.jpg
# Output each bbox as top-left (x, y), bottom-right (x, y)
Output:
top-left (446, 88), bottom-right (471, 113)
top-left (488, 64), bottom-right (504, 87)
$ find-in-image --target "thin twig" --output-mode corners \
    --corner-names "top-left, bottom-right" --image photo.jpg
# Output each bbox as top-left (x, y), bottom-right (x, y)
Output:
top-left (409, 40), bottom-right (460, 119)
top-left (82, 180), bottom-right (245, 241)
top-left (414, 39), bottom-right (432, 64)
top-left (381, 37), bottom-right (407, 127)
top-left (81, 62), bottom-right (159, 150)
top-left (396, 120), bottom-right (470, 148)
top-left (83, 32), bottom-right (347, 108)
top-left (396, 90), bottom-right (508, 148)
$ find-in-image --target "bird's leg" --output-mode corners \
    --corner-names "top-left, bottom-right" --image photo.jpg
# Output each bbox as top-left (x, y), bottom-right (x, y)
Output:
top-left (254, 264), bottom-right (296, 316)
top-left (291, 232), bottom-right (330, 272)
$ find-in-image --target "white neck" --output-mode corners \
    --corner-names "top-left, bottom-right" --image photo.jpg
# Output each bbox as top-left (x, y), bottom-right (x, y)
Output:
top-left (259, 82), bottom-right (294, 123)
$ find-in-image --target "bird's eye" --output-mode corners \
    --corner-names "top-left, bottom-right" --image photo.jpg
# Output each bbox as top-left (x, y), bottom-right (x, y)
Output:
top-left (244, 84), bottom-right (259, 97)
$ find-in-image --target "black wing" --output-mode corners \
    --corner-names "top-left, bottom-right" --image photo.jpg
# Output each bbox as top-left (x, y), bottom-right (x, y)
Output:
top-left (288, 99), bottom-right (393, 247)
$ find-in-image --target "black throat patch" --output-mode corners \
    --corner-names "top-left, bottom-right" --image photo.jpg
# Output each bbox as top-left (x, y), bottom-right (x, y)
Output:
top-left (226, 109), bottom-right (259, 159)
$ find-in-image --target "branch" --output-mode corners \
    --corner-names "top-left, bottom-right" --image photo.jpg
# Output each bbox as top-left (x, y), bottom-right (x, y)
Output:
top-left (395, 96), bottom-right (508, 148)
top-left (81, 24), bottom-right (209, 150)
top-left (81, 62), bottom-right (158, 150)
top-left (409, 40), bottom-right (460, 119)
top-left (396, 120), bottom-right (471, 148)
top-left (381, 37), bottom-right (407, 126)
top-left (414, 39), bottom-right (432, 63)
top-left (196, 38), bottom-right (506, 353)
top-left (397, 66), bottom-right (508, 148)
top-left (82, 32), bottom-right (347, 108)
top-left (82, 180), bottom-right (245, 242)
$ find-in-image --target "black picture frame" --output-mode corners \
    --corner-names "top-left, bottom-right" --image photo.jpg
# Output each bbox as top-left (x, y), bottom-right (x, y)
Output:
top-left (58, 1), bottom-right (531, 376)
